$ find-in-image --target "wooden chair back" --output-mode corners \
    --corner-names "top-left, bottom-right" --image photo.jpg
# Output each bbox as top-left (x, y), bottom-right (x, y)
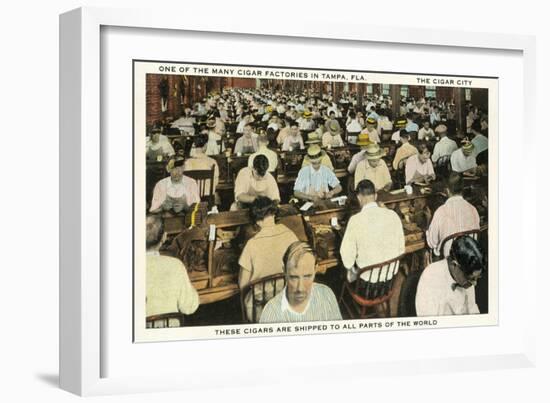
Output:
top-left (146, 312), bottom-right (185, 328)
top-left (339, 254), bottom-right (404, 318)
top-left (184, 165), bottom-right (216, 207)
top-left (440, 229), bottom-right (480, 258)
top-left (240, 273), bottom-right (286, 323)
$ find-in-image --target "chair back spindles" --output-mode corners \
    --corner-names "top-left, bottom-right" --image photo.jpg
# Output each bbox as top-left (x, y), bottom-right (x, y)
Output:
top-left (340, 254), bottom-right (404, 319)
top-left (240, 273), bottom-right (287, 323)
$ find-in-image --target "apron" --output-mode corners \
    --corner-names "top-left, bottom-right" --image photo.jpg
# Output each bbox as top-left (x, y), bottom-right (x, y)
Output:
top-left (147, 145), bottom-right (164, 160)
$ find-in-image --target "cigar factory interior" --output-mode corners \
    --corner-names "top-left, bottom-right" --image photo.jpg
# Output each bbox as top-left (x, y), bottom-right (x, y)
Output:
top-left (144, 74), bottom-right (490, 328)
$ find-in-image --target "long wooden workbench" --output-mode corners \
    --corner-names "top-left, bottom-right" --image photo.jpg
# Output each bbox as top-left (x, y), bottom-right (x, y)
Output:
top-left (161, 184), bottom-right (459, 305)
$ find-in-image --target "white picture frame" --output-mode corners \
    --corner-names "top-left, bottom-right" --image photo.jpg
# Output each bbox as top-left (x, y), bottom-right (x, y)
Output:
top-left (60, 6), bottom-right (537, 396)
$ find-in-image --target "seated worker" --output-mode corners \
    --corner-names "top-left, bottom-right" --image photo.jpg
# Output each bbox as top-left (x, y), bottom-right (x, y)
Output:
top-left (431, 124), bottom-right (458, 164)
top-left (248, 133), bottom-right (278, 173)
top-left (361, 116), bottom-right (380, 144)
top-left (234, 123), bottom-right (259, 155)
top-left (405, 142), bottom-right (436, 185)
top-left (450, 141), bottom-right (477, 174)
top-left (170, 107), bottom-right (196, 135)
top-left (392, 129), bottom-right (418, 170)
top-left (302, 131), bottom-right (334, 171)
top-left (146, 215), bottom-right (199, 327)
top-left (299, 110), bottom-right (316, 131)
top-left (416, 236), bottom-right (484, 316)
top-left (238, 197), bottom-right (299, 322)
top-left (149, 156), bottom-right (201, 214)
top-left (426, 172), bottom-right (480, 257)
top-left (276, 118), bottom-right (292, 146)
top-left (322, 121), bottom-right (345, 148)
top-left (340, 179), bottom-right (405, 283)
top-left (146, 127), bottom-right (175, 160)
top-left (418, 120), bottom-right (435, 141)
top-left (391, 117), bottom-right (408, 143)
top-left (354, 143), bottom-right (392, 191)
top-left (347, 132), bottom-right (371, 174)
top-left (470, 120), bottom-right (488, 156)
top-left (405, 112), bottom-right (419, 133)
top-left (205, 116), bottom-right (224, 155)
top-left (281, 121), bottom-right (305, 151)
top-left (232, 154), bottom-right (280, 210)
top-left (346, 111), bottom-right (363, 144)
top-left (293, 144), bottom-right (342, 202)
top-left (259, 241), bottom-right (342, 323)
top-left (184, 134), bottom-right (220, 196)
top-left (324, 110), bottom-right (341, 133)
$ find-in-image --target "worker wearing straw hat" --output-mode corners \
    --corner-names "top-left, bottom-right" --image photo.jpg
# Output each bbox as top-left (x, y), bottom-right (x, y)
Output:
top-left (302, 131), bottom-right (334, 171)
top-left (347, 132), bottom-right (371, 174)
top-left (354, 143), bottom-right (392, 191)
top-left (322, 120), bottom-right (345, 148)
top-left (450, 141), bottom-right (477, 174)
top-left (294, 144), bottom-right (342, 202)
top-left (361, 116), bottom-right (380, 144)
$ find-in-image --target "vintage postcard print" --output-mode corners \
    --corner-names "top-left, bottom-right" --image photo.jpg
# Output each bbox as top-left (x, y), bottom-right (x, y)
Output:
top-left (133, 60), bottom-right (498, 342)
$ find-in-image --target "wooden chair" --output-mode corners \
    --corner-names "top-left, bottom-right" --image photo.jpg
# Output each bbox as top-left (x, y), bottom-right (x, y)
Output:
top-left (440, 229), bottom-right (480, 257)
top-left (339, 255), bottom-right (404, 319)
top-left (397, 269), bottom-right (423, 317)
top-left (426, 228), bottom-right (481, 265)
top-left (184, 165), bottom-right (216, 208)
top-left (146, 312), bottom-right (185, 328)
top-left (240, 273), bottom-right (286, 323)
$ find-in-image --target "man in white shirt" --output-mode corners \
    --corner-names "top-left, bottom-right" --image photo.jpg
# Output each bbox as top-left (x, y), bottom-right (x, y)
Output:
top-left (299, 111), bottom-right (316, 131)
top-left (322, 121), bottom-right (345, 148)
top-left (146, 215), bottom-right (199, 327)
top-left (361, 117), bottom-right (380, 144)
top-left (354, 143), bottom-right (392, 191)
top-left (426, 172), bottom-right (480, 257)
top-left (431, 124), bottom-right (458, 165)
top-left (281, 123), bottom-right (305, 151)
top-left (450, 142), bottom-right (477, 174)
top-left (248, 134), bottom-right (278, 173)
top-left (340, 179), bottom-right (405, 284)
top-left (418, 120), bottom-right (435, 141)
top-left (391, 118), bottom-right (408, 143)
top-left (393, 130), bottom-right (418, 170)
top-left (405, 143), bottom-right (436, 185)
top-left (232, 154), bottom-right (280, 210)
top-left (234, 124), bottom-right (259, 155)
top-left (170, 108), bottom-right (196, 135)
top-left (346, 111), bottom-right (363, 144)
top-left (347, 133), bottom-right (371, 174)
top-left (146, 128), bottom-right (175, 160)
top-left (416, 236), bottom-right (484, 316)
top-left (149, 157), bottom-right (201, 214)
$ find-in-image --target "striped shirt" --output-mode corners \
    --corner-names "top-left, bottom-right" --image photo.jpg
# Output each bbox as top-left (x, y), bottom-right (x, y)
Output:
top-left (259, 284), bottom-right (342, 323)
top-left (294, 165), bottom-right (340, 196)
top-left (426, 195), bottom-right (480, 257)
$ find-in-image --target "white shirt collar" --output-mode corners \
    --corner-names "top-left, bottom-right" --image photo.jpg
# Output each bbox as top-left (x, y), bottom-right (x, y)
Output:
top-left (361, 201), bottom-right (378, 212)
top-left (280, 286), bottom-right (311, 315)
top-left (446, 195), bottom-right (464, 203)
